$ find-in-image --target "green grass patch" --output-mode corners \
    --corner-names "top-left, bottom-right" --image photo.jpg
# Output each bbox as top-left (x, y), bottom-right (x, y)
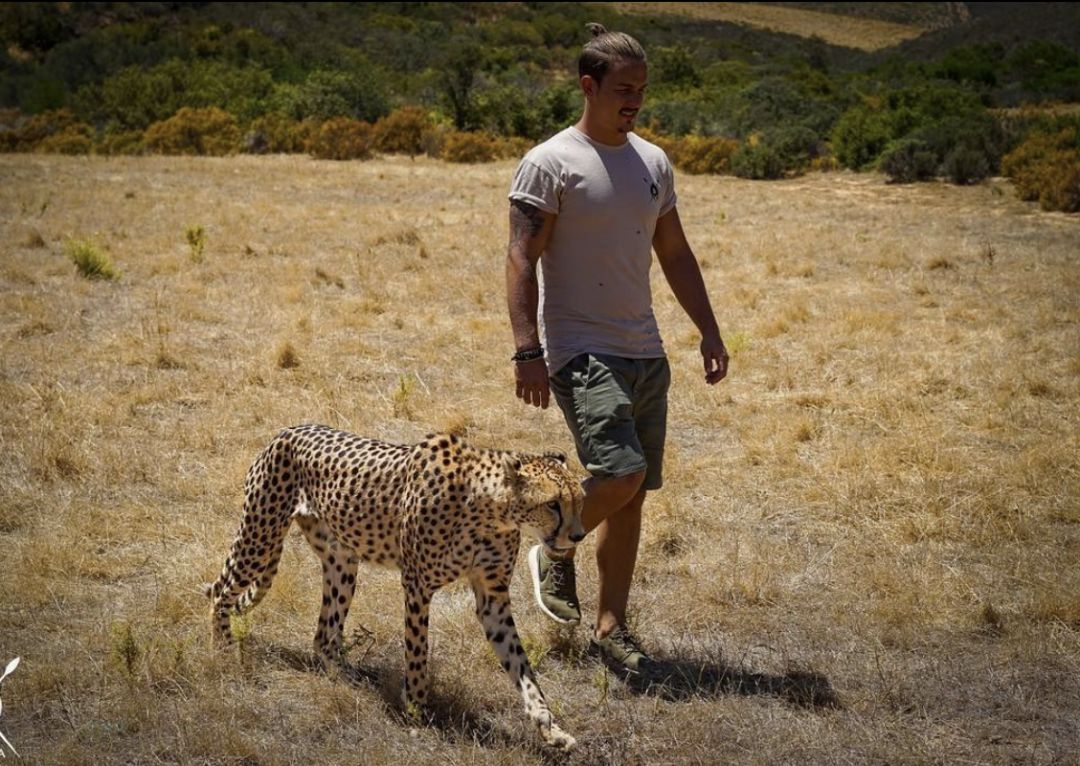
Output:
top-left (64, 237), bottom-right (118, 280)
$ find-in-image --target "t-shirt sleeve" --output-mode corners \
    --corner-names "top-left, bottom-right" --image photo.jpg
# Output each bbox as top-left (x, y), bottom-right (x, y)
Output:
top-left (659, 153), bottom-right (678, 217)
top-left (508, 158), bottom-right (561, 215)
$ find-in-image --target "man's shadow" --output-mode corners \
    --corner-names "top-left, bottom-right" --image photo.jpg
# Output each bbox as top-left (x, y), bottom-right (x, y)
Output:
top-left (546, 630), bottom-right (841, 709)
top-left (615, 654), bottom-right (840, 708)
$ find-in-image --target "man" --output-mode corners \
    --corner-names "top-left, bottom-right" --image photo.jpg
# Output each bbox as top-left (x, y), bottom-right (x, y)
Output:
top-left (505, 25), bottom-right (728, 674)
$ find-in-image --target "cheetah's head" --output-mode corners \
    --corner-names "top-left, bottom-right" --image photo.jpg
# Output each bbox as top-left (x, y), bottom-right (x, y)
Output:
top-left (501, 452), bottom-right (585, 553)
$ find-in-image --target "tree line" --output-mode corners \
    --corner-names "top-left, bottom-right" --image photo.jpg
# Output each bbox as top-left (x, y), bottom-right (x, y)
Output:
top-left (2, 3), bottom-right (1077, 210)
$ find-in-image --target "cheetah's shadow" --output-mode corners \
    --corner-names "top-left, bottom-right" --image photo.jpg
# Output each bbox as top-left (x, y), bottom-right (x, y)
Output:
top-left (248, 639), bottom-right (538, 751)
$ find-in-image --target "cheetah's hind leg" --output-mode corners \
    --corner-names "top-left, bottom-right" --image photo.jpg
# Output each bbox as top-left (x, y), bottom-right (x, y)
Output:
top-left (207, 445), bottom-right (298, 647)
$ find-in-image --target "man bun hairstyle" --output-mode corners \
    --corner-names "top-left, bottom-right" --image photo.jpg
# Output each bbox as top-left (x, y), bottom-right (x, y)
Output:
top-left (579, 23), bottom-right (646, 83)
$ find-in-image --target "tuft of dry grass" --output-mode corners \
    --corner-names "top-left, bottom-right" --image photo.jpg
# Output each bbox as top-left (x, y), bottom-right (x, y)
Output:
top-left (1, 154), bottom-right (1078, 765)
top-left (277, 342), bottom-right (301, 370)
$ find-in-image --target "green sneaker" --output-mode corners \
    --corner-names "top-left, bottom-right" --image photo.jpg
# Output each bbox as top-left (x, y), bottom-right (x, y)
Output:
top-left (590, 624), bottom-right (653, 674)
top-left (527, 545), bottom-right (581, 625)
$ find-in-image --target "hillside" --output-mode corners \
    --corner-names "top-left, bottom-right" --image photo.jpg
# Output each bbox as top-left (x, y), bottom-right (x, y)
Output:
top-left (612, 2), bottom-right (928, 51)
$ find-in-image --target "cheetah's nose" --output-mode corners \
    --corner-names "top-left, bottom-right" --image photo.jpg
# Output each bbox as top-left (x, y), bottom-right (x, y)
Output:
top-left (569, 532), bottom-right (585, 544)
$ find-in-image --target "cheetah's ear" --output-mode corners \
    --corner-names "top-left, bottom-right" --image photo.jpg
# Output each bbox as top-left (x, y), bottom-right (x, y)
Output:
top-left (543, 450), bottom-right (567, 466)
top-left (501, 453), bottom-right (524, 489)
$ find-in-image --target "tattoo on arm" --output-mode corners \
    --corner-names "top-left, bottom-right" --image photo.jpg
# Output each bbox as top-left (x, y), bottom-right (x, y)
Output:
top-left (510, 199), bottom-right (545, 243)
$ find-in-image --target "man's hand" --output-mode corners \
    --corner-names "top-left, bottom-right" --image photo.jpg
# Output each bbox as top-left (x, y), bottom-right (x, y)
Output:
top-left (701, 334), bottom-right (729, 385)
top-left (515, 358), bottom-right (550, 408)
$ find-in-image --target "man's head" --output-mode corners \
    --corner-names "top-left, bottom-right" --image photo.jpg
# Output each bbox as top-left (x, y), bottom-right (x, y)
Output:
top-left (578, 24), bottom-right (648, 142)
top-left (578, 23), bottom-right (647, 84)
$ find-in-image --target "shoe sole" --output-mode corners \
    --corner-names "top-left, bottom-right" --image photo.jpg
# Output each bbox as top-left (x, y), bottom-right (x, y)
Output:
top-left (527, 545), bottom-right (580, 625)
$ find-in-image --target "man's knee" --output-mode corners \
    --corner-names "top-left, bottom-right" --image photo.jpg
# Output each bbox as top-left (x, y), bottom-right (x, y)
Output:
top-left (592, 468), bottom-right (646, 506)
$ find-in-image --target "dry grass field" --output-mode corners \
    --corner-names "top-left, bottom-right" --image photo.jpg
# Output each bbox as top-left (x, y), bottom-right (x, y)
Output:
top-left (1, 152), bottom-right (1078, 765)
top-left (611, 3), bottom-right (926, 51)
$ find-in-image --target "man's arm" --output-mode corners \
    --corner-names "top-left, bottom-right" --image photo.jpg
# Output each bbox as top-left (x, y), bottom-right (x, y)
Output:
top-left (653, 206), bottom-right (729, 385)
top-left (507, 198), bottom-right (557, 408)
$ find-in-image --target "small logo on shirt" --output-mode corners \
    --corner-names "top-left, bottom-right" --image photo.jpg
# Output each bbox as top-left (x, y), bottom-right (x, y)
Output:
top-left (644, 177), bottom-right (659, 202)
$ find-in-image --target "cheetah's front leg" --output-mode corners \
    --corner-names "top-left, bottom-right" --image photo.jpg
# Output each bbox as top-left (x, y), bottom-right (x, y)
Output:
top-left (294, 513), bottom-right (360, 674)
top-left (471, 578), bottom-right (576, 750)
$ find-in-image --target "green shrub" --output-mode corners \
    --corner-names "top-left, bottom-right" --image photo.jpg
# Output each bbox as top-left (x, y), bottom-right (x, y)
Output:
top-left (731, 138), bottom-right (785, 180)
top-left (82, 59), bottom-right (275, 132)
top-left (1006, 41), bottom-right (1080, 97)
top-left (275, 68), bottom-right (390, 123)
top-left (441, 131), bottom-right (499, 163)
top-left (942, 146), bottom-right (990, 185)
top-left (373, 107), bottom-right (432, 156)
top-left (831, 105), bottom-right (893, 170)
top-left (652, 45), bottom-right (702, 89)
top-left (879, 138), bottom-right (938, 183)
top-left (143, 107), bottom-right (241, 156)
top-left (932, 44), bottom-right (1003, 87)
top-left (97, 129), bottom-right (145, 156)
top-left (64, 237), bottom-right (117, 280)
top-left (762, 125), bottom-right (820, 174)
top-left (308, 117), bottom-right (373, 160)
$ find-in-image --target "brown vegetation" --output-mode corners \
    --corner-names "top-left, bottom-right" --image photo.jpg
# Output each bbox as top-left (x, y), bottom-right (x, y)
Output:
top-left (0, 155), bottom-right (1077, 764)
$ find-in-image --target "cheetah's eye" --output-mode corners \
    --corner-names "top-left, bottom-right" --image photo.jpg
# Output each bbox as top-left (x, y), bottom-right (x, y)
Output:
top-left (546, 501), bottom-right (561, 513)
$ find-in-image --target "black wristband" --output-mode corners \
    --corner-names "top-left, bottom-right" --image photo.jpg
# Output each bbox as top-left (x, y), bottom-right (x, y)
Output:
top-left (511, 346), bottom-right (544, 363)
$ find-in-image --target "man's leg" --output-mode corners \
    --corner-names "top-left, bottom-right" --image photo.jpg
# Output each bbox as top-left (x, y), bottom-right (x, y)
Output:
top-left (591, 482), bottom-right (646, 639)
top-left (549, 470), bottom-right (645, 636)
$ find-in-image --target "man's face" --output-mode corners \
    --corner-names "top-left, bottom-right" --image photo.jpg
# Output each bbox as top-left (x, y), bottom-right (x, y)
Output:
top-left (584, 58), bottom-right (648, 137)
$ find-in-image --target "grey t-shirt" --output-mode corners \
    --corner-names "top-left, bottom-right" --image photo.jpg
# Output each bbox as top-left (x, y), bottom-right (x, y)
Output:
top-left (509, 126), bottom-right (677, 375)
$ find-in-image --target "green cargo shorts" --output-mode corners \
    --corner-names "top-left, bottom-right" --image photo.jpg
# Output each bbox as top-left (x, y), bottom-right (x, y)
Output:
top-left (549, 353), bottom-right (671, 491)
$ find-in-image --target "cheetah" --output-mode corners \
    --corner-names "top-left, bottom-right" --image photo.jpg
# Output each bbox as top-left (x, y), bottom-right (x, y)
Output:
top-left (206, 424), bottom-right (584, 750)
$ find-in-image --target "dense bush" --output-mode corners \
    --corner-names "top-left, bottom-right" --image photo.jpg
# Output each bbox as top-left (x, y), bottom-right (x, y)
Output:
top-left (762, 125), bottom-right (821, 174)
top-left (831, 104), bottom-right (893, 170)
top-left (671, 135), bottom-right (740, 175)
top-left (832, 82), bottom-right (1002, 182)
top-left (244, 112), bottom-right (313, 154)
top-left (932, 44), bottom-right (1003, 88)
top-left (273, 68), bottom-right (390, 123)
top-left (0, 108), bottom-right (81, 152)
top-left (143, 107), bottom-right (241, 156)
top-left (1002, 125), bottom-right (1080, 212)
top-left (97, 129), bottom-right (145, 156)
top-left (731, 138), bottom-right (785, 180)
top-left (308, 117), bottom-right (373, 160)
top-left (942, 146), bottom-right (990, 185)
top-left (1006, 41), bottom-right (1080, 100)
top-left (441, 131), bottom-right (499, 163)
top-left (36, 123), bottom-right (92, 154)
top-left (372, 106), bottom-right (432, 156)
top-left (77, 59), bottom-right (275, 131)
top-left (879, 138), bottom-right (938, 183)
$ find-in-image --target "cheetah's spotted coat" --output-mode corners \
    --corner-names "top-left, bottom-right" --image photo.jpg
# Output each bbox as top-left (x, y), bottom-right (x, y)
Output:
top-left (207, 424), bottom-right (584, 749)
